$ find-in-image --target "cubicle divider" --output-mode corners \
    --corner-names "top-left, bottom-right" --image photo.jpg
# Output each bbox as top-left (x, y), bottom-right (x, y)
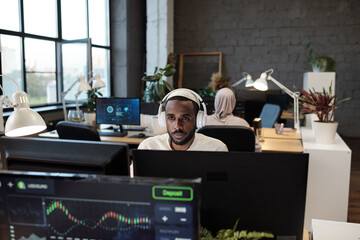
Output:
top-left (0, 136), bottom-right (129, 176)
top-left (0, 136), bottom-right (308, 239)
top-left (132, 149), bottom-right (309, 239)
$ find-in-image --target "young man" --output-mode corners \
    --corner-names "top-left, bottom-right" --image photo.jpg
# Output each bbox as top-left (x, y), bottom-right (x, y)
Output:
top-left (138, 88), bottom-right (228, 151)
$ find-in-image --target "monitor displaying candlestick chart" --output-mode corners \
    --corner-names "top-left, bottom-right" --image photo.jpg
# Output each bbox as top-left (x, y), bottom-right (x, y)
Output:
top-left (0, 171), bottom-right (201, 240)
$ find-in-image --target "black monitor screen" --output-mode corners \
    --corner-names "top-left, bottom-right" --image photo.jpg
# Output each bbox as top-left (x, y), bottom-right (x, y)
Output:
top-left (0, 171), bottom-right (201, 240)
top-left (0, 137), bottom-right (129, 176)
top-left (132, 150), bottom-right (309, 240)
top-left (96, 98), bottom-right (140, 126)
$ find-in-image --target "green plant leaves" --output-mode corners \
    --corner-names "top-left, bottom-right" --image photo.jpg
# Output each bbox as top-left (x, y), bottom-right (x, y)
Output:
top-left (298, 86), bottom-right (350, 122)
top-left (200, 219), bottom-right (274, 240)
top-left (84, 88), bottom-right (103, 113)
top-left (305, 40), bottom-right (336, 72)
top-left (142, 64), bottom-right (176, 102)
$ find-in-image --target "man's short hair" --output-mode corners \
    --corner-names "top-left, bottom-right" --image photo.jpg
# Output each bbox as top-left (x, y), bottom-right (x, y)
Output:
top-left (164, 96), bottom-right (199, 115)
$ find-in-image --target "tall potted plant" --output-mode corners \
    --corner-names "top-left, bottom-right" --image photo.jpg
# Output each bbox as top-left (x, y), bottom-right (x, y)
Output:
top-left (298, 86), bottom-right (350, 144)
top-left (142, 64), bottom-right (175, 103)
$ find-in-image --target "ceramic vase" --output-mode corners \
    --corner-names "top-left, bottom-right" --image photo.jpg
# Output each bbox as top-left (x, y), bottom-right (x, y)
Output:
top-left (84, 112), bottom-right (96, 126)
top-left (312, 121), bottom-right (338, 144)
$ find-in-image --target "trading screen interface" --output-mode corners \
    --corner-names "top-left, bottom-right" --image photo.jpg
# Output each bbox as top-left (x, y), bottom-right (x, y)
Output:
top-left (96, 98), bottom-right (140, 125)
top-left (0, 171), bottom-right (200, 240)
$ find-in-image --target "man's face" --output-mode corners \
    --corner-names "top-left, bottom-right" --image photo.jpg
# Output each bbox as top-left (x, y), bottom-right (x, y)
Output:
top-left (165, 99), bottom-right (197, 150)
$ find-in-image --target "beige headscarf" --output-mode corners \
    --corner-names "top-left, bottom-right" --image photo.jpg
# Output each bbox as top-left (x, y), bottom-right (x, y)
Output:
top-left (214, 88), bottom-right (236, 119)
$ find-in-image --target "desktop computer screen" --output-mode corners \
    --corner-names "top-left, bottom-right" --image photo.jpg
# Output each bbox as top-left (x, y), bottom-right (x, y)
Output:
top-left (0, 137), bottom-right (129, 176)
top-left (0, 171), bottom-right (201, 240)
top-left (132, 150), bottom-right (309, 240)
top-left (96, 98), bottom-right (140, 136)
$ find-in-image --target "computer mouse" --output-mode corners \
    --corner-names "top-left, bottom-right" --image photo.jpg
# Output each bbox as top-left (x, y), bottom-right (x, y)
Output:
top-left (137, 133), bottom-right (146, 138)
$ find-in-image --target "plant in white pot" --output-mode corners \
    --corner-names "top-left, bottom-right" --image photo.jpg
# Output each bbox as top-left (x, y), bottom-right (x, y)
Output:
top-left (305, 40), bottom-right (336, 72)
top-left (298, 86), bottom-right (350, 144)
top-left (83, 74), bottom-right (106, 126)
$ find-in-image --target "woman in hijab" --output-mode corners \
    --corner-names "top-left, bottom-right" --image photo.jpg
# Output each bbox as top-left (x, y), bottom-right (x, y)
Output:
top-left (206, 87), bottom-right (262, 152)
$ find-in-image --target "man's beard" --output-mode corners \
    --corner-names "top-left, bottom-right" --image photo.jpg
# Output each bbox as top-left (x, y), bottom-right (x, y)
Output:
top-left (169, 127), bottom-right (196, 146)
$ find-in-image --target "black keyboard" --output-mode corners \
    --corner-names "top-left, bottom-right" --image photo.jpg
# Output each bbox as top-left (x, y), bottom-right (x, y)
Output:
top-left (98, 130), bottom-right (128, 137)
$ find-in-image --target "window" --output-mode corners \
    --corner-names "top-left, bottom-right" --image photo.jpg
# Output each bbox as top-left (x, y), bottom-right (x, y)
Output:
top-left (0, 0), bottom-right (110, 106)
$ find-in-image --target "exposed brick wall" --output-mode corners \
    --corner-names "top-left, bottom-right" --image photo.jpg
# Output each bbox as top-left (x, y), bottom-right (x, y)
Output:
top-left (174, 0), bottom-right (360, 137)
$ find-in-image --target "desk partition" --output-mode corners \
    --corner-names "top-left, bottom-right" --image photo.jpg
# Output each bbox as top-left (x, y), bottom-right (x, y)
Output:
top-left (133, 150), bottom-right (309, 239)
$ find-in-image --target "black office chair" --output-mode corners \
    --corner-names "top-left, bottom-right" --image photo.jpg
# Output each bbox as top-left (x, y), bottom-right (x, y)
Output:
top-left (197, 125), bottom-right (255, 152)
top-left (56, 121), bottom-right (101, 141)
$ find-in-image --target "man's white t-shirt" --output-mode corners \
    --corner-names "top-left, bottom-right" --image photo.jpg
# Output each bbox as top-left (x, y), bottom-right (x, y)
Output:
top-left (138, 133), bottom-right (228, 151)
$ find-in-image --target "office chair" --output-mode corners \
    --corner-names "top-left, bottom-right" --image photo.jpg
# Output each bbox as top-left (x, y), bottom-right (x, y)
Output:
top-left (197, 125), bottom-right (255, 152)
top-left (56, 121), bottom-right (101, 141)
top-left (259, 103), bottom-right (281, 128)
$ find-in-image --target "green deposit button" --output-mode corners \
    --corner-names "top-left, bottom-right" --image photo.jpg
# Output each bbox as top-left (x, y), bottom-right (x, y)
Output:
top-left (152, 186), bottom-right (193, 201)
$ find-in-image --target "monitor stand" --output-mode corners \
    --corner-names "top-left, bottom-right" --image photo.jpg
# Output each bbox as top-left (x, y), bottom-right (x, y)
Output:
top-left (98, 125), bottom-right (128, 137)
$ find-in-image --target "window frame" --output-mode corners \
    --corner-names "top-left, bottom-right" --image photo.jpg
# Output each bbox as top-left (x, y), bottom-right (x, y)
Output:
top-left (0, 0), bottom-right (110, 107)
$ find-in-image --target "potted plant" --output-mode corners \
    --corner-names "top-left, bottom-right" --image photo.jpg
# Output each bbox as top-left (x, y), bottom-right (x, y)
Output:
top-left (305, 40), bottom-right (336, 72)
top-left (83, 88), bottom-right (103, 125)
top-left (142, 64), bottom-right (176, 103)
top-left (298, 86), bottom-right (350, 144)
top-left (200, 219), bottom-right (274, 240)
top-left (198, 72), bottom-right (232, 99)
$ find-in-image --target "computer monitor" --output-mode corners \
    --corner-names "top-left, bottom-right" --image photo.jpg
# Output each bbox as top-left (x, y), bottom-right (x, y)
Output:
top-left (132, 150), bottom-right (309, 239)
top-left (0, 136), bottom-right (129, 176)
top-left (96, 97), bottom-right (140, 136)
top-left (0, 170), bottom-right (201, 239)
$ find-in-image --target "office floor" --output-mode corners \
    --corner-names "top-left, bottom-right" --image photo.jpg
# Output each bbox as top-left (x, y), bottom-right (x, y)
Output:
top-left (343, 136), bottom-right (360, 223)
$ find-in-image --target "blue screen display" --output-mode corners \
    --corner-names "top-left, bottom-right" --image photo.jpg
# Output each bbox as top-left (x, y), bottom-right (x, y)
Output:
top-left (96, 98), bottom-right (140, 125)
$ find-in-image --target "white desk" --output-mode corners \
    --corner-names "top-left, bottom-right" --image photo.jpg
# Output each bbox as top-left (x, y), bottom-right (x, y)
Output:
top-left (301, 127), bottom-right (352, 231)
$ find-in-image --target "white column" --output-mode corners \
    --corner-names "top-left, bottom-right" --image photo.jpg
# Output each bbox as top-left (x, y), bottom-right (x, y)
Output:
top-left (146, 0), bottom-right (174, 85)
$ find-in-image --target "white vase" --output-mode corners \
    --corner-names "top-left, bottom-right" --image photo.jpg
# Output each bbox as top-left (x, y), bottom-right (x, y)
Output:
top-left (84, 112), bottom-right (96, 126)
top-left (312, 121), bottom-right (338, 144)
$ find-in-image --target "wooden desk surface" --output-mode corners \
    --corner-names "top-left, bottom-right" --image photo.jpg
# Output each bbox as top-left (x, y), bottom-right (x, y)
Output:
top-left (259, 138), bottom-right (303, 153)
top-left (303, 229), bottom-right (310, 240)
top-left (38, 130), bottom-right (153, 145)
top-left (39, 130), bottom-right (303, 153)
top-left (262, 127), bottom-right (302, 140)
top-left (281, 110), bottom-right (304, 120)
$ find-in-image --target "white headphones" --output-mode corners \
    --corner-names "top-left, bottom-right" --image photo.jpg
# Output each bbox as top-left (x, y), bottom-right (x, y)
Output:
top-left (157, 88), bottom-right (207, 129)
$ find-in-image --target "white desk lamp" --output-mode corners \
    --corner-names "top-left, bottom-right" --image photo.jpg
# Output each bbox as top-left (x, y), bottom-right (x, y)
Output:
top-left (0, 74), bottom-right (47, 136)
top-left (231, 72), bottom-right (254, 88)
top-left (90, 73), bottom-right (106, 89)
top-left (253, 69), bottom-right (300, 133)
top-left (62, 75), bottom-right (91, 121)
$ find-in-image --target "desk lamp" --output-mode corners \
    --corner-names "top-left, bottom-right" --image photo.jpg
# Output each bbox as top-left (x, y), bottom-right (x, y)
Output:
top-left (90, 73), bottom-right (106, 89)
top-left (253, 69), bottom-right (300, 132)
top-left (231, 72), bottom-right (254, 88)
top-left (62, 75), bottom-right (91, 121)
top-left (0, 74), bottom-right (47, 137)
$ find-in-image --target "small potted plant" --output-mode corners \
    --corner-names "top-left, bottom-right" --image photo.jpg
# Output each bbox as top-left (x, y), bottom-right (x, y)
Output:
top-left (305, 40), bottom-right (336, 72)
top-left (142, 64), bottom-right (176, 103)
top-left (201, 219), bottom-right (274, 240)
top-left (197, 72), bottom-right (232, 99)
top-left (83, 88), bottom-right (103, 125)
top-left (298, 86), bottom-right (350, 144)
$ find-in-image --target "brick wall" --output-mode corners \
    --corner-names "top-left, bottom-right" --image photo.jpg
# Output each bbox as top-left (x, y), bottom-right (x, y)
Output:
top-left (174, 0), bottom-right (360, 137)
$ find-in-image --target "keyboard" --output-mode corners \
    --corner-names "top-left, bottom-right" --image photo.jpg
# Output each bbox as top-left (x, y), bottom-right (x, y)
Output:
top-left (123, 126), bottom-right (147, 131)
top-left (98, 130), bottom-right (128, 137)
